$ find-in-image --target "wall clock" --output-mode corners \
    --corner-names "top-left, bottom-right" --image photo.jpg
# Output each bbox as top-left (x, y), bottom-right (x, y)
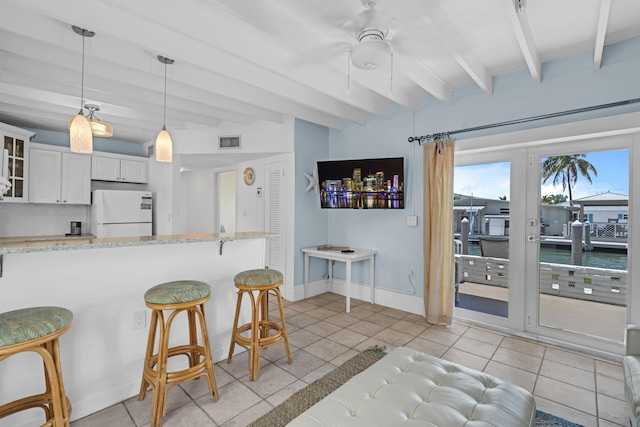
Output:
top-left (243, 167), bottom-right (255, 185)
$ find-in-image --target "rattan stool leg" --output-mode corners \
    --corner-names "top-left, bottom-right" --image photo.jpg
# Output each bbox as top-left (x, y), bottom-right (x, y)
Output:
top-left (139, 309), bottom-right (159, 400)
top-left (249, 290), bottom-right (260, 381)
top-left (273, 287), bottom-right (292, 364)
top-left (50, 337), bottom-right (71, 426)
top-left (227, 290), bottom-right (244, 362)
top-left (187, 308), bottom-right (198, 367)
top-left (39, 340), bottom-right (70, 427)
top-left (196, 303), bottom-right (218, 402)
top-left (151, 310), bottom-right (170, 427)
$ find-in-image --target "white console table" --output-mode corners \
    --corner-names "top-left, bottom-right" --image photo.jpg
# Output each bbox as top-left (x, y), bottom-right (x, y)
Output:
top-left (302, 247), bottom-right (377, 313)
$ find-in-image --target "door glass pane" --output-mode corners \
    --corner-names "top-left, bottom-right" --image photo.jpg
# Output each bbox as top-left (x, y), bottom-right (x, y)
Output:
top-left (539, 150), bottom-right (628, 343)
top-left (454, 162), bottom-right (510, 317)
top-left (4, 136), bottom-right (12, 154)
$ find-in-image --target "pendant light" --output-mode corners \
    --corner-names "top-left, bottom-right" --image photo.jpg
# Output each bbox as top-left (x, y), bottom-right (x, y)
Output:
top-left (69, 25), bottom-right (95, 154)
top-left (156, 55), bottom-right (174, 163)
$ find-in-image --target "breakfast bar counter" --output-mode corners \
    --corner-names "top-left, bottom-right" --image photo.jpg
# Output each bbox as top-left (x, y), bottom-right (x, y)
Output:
top-left (0, 232), bottom-right (274, 427)
top-left (0, 231), bottom-right (272, 253)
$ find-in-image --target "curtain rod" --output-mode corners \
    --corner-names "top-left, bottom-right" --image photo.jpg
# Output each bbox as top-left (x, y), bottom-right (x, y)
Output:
top-left (408, 98), bottom-right (640, 144)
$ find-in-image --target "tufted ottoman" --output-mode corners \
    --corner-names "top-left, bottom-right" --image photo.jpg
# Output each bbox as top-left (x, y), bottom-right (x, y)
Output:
top-left (288, 346), bottom-right (536, 426)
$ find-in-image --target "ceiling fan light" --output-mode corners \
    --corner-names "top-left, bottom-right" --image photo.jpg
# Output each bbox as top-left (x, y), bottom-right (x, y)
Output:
top-left (351, 40), bottom-right (391, 70)
top-left (85, 104), bottom-right (113, 137)
top-left (155, 126), bottom-right (173, 162)
top-left (67, 113), bottom-right (113, 138)
top-left (69, 113), bottom-right (93, 153)
top-left (88, 118), bottom-right (113, 137)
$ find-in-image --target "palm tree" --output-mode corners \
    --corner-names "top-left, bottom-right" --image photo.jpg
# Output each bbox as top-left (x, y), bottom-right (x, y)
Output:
top-left (541, 155), bottom-right (597, 204)
top-left (541, 194), bottom-right (568, 205)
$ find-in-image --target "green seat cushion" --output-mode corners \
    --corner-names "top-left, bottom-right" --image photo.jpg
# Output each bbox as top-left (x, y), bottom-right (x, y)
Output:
top-left (144, 280), bottom-right (211, 305)
top-left (0, 307), bottom-right (73, 347)
top-left (234, 269), bottom-right (283, 287)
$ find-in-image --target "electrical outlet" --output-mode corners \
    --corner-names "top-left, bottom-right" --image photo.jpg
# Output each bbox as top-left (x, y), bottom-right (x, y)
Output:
top-left (409, 267), bottom-right (416, 277)
top-left (133, 310), bottom-right (146, 330)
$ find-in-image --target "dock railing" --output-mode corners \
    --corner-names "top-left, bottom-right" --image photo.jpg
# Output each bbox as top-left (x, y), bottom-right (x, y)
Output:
top-left (456, 254), bottom-right (627, 307)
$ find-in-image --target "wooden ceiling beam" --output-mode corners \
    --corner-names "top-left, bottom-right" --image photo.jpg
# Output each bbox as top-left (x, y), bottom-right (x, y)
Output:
top-left (593, 0), bottom-right (612, 70)
top-left (503, 0), bottom-right (541, 83)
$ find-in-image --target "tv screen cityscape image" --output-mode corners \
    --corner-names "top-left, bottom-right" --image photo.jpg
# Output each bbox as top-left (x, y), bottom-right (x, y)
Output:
top-left (317, 157), bottom-right (404, 209)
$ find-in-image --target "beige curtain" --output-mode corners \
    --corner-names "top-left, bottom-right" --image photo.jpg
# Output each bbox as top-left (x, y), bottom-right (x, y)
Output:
top-left (423, 139), bottom-right (455, 325)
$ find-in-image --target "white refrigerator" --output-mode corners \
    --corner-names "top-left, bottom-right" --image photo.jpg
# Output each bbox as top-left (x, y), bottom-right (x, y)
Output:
top-left (89, 190), bottom-right (153, 238)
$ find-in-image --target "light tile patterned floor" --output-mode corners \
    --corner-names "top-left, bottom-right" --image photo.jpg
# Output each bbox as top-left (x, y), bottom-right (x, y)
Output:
top-left (71, 293), bottom-right (628, 427)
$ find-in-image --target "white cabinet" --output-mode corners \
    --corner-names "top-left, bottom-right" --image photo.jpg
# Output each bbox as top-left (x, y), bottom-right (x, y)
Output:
top-left (91, 156), bottom-right (148, 183)
top-left (1, 122), bottom-right (34, 203)
top-left (29, 148), bottom-right (91, 204)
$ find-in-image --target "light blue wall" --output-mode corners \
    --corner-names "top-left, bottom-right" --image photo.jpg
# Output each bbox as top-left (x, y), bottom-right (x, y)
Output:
top-left (29, 129), bottom-right (147, 157)
top-left (302, 37), bottom-right (640, 297)
top-left (294, 119), bottom-right (330, 285)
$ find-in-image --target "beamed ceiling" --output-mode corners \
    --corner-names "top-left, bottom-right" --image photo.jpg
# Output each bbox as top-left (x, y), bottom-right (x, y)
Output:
top-left (1, 0), bottom-right (639, 145)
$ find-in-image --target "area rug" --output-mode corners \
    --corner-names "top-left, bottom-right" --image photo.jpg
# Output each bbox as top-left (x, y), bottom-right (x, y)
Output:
top-left (248, 347), bottom-right (582, 427)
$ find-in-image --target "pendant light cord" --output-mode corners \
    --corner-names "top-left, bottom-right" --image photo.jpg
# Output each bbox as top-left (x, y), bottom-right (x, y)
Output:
top-left (79, 34), bottom-right (85, 114)
top-left (163, 61), bottom-right (167, 127)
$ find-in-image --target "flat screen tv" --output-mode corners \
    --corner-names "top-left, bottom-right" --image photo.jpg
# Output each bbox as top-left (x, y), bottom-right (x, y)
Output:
top-left (317, 157), bottom-right (404, 209)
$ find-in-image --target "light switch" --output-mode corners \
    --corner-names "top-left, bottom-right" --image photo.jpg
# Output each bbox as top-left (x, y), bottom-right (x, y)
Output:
top-left (406, 215), bottom-right (418, 227)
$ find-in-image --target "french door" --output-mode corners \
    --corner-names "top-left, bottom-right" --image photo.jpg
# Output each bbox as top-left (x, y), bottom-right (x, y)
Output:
top-left (524, 138), bottom-right (630, 355)
top-left (456, 133), bottom-right (634, 355)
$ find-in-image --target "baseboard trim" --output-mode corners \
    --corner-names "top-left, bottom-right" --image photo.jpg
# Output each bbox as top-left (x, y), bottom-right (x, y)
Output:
top-left (294, 279), bottom-right (425, 317)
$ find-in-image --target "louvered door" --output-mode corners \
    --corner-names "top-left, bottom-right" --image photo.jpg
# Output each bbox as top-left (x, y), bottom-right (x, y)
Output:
top-left (264, 160), bottom-right (285, 272)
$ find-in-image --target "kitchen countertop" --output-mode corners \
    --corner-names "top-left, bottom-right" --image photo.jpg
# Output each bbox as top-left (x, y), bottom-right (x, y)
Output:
top-left (0, 232), bottom-right (276, 253)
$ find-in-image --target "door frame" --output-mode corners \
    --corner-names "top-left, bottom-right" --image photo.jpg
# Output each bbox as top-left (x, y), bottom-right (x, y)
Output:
top-left (454, 111), bottom-right (640, 357)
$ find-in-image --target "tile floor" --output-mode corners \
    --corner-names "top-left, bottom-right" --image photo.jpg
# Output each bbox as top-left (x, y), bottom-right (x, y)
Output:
top-left (71, 292), bottom-right (628, 427)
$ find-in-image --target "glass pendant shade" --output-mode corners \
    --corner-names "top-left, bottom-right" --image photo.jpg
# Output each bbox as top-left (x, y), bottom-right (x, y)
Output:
top-left (155, 126), bottom-right (172, 162)
top-left (69, 112), bottom-right (93, 153)
top-left (69, 25), bottom-right (96, 153)
top-left (156, 55), bottom-right (174, 162)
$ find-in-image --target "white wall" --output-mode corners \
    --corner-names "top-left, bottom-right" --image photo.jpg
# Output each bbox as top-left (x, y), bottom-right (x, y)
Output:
top-left (218, 170), bottom-right (236, 233)
top-left (292, 119), bottom-right (330, 286)
top-left (173, 117), bottom-right (294, 155)
top-left (0, 203), bottom-right (88, 237)
top-left (184, 169), bottom-right (216, 233)
top-left (0, 239), bottom-right (265, 427)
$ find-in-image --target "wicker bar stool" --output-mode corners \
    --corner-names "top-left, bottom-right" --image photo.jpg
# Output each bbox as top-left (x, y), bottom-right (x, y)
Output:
top-left (227, 269), bottom-right (291, 381)
top-left (0, 306), bottom-right (73, 427)
top-left (138, 280), bottom-right (218, 427)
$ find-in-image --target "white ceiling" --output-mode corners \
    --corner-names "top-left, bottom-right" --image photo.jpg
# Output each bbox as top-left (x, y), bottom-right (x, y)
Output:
top-left (1, 0), bottom-right (639, 148)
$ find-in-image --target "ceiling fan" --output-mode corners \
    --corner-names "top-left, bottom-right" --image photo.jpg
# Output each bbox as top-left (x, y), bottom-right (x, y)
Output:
top-left (348, 1), bottom-right (394, 70)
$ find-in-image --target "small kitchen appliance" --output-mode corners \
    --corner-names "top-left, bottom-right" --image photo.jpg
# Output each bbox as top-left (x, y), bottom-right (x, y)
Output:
top-left (69, 221), bottom-right (82, 236)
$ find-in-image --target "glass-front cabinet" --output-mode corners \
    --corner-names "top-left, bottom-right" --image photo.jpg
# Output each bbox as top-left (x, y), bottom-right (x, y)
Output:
top-left (1, 123), bottom-right (34, 203)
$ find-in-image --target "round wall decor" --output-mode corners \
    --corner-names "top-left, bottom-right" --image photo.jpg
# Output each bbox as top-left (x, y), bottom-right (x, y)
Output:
top-left (243, 167), bottom-right (255, 185)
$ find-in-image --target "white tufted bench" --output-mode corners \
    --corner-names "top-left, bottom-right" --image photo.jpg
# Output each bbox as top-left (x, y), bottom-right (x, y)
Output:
top-left (288, 346), bottom-right (536, 426)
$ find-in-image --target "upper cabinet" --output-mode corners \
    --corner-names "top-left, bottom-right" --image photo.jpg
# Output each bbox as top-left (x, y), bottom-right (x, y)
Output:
top-left (91, 155), bottom-right (148, 183)
top-left (29, 147), bottom-right (91, 205)
top-left (1, 123), bottom-right (34, 203)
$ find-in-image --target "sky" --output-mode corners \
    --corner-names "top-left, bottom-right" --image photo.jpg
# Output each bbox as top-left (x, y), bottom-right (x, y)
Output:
top-left (454, 149), bottom-right (629, 200)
